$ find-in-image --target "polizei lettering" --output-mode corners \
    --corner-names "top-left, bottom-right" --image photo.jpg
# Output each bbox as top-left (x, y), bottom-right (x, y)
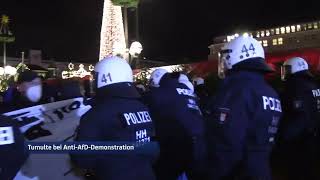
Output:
top-left (176, 88), bottom-right (195, 97)
top-left (123, 111), bottom-right (152, 126)
top-left (312, 89), bottom-right (320, 97)
top-left (262, 96), bottom-right (282, 112)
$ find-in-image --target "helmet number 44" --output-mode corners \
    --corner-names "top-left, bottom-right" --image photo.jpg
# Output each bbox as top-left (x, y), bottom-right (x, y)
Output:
top-left (101, 73), bottom-right (112, 83)
top-left (241, 44), bottom-right (256, 57)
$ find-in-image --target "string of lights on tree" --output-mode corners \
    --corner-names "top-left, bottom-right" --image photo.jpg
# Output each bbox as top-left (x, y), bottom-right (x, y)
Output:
top-left (99, 0), bottom-right (126, 60)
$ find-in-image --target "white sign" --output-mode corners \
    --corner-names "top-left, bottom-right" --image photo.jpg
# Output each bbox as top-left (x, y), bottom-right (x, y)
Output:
top-left (4, 98), bottom-right (92, 180)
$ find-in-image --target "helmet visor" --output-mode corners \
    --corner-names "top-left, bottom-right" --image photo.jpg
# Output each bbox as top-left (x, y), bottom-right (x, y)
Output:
top-left (281, 65), bottom-right (292, 81)
top-left (93, 72), bottom-right (99, 92)
top-left (218, 49), bottom-right (232, 79)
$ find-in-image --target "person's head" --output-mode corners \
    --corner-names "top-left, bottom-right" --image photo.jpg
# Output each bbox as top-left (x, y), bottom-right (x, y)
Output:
top-left (17, 70), bottom-right (42, 102)
top-left (281, 57), bottom-right (309, 81)
top-left (178, 73), bottom-right (194, 93)
top-left (219, 35), bottom-right (273, 77)
top-left (149, 68), bottom-right (168, 88)
top-left (94, 56), bottom-right (133, 89)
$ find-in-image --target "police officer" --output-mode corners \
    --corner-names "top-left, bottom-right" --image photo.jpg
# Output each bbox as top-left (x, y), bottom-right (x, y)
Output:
top-left (206, 35), bottom-right (282, 180)
top-left (179, 73), bottom-right (195, 93)
top-left (71, 56), bottom-right (156, 180)
top-left (148, 71), bottom-right (207, 180)
top-left (141, 68), bottom-right (168, 106)
top-left (0, 115), bottom-right (29, 180)
top-left (276, 57), bottom-right (320, 180)
top-left (149, 68), bottom-right (168, 88)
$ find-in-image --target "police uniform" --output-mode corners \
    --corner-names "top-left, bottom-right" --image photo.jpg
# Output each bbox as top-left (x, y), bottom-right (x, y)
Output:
top-left (148, 73), bottom-right (207, 180)
top-left (71, 57), bottom-right (156, 180)
top-left (206, 70), bottom-right (281, 180)
top-left (0, 115), bottom-right (29, 180)
top-left (276, 71), bottom-right (320, 179)
top-left (207, 36), bottom-right (282, 180)
top-left (71, 83), bottom-right (156, 180)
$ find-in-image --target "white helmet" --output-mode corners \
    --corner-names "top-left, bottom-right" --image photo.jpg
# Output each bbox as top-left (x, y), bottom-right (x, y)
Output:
top-left (281, 57), bottom-right (309, 81)
top-left (149, 68), bottom-right (168, 87)
top-left (179, 74), bottom-right (194, 93)
top-left (220, 36), bottom-right (272, 73)
top-left (193, 77), bottom-right (204, 86)
top-left (94, 56), bottom-right (133, 88)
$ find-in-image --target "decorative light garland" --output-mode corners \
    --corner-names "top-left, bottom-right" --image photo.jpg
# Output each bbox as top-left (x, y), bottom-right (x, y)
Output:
top-left (62, 64), bottom-right (94, 79)
top-left (68, 63), bottom-right (74, 70)
top-left (88, 64), bottom-right (94, 71)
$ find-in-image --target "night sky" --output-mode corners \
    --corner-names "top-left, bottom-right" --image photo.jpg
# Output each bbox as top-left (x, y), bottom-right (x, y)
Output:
top-left (1, 0), bottom-right (320, 64)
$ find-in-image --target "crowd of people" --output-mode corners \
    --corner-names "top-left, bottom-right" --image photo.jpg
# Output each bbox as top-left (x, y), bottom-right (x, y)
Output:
top-left (1, 35), bottom-right (320, 180)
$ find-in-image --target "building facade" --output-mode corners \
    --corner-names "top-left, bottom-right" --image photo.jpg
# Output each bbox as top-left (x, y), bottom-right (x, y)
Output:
top-left (209, 20), bottom-right (320, 60)
top-left (0, 55), bottom-right (93, 79)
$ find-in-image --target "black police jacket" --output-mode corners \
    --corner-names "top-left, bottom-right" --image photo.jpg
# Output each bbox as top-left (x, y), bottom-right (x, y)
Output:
top-left (0, 115), bottom-right (29, 180)
top-left (279, 71), bottom-right (320, 142)
top-left (71, 82), bottom-right (156, 180)
top-left (206, 70), bottom-right (282, 179)
top-left (147, 74), bottom-right (207, 170)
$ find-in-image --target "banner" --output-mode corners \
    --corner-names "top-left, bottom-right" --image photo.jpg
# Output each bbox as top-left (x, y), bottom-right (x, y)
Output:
top-left (4, 97), bottom-right (91, 134)
top-left (3, 98), bottom-right (92, 180)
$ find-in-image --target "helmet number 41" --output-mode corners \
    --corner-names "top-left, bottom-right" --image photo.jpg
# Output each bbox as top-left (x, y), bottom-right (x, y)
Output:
top-left (101, 73), bottom-right (112, 83)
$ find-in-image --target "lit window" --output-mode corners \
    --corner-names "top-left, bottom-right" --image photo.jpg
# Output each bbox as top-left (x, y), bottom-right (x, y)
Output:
top-left (286, 26), bottom-right (290, 33)
top-left (308, 23), bottom-right (313, 29)
top-left (291, 26), bottom-right (296, 32)
top-left (256, 31), bottom-right (260, 38)
top-left (259, 41), bottom-right (262, 44)
top-left (303, 24), bottom-right (307, 30)
top-left (314, 22), bottom-right (318, 29)
top-left (270, 29), bottom-right (275, 35)
top-left (263, 40), bottom-right (268, 47)
top-left (266, 30), bottom-right (270, 36)
top-left (281, 27), bottom-right (285, 34)
top-left (272, 39), bottom-right (278, 45)
top-left (261, 31), bottom-right (265, 37)
top-left (278, 38), bottom-right (283, 45)
top-left (227, 36), bottom-right (231, 42)
top-left (297, 25), bottom-right (301, 31)
top-left (276, 28), bottom-right (280, 35)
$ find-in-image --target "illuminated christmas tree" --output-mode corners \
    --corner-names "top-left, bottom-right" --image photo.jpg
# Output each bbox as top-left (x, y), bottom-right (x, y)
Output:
top-left (99, 0), bottom-right (126, 60)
